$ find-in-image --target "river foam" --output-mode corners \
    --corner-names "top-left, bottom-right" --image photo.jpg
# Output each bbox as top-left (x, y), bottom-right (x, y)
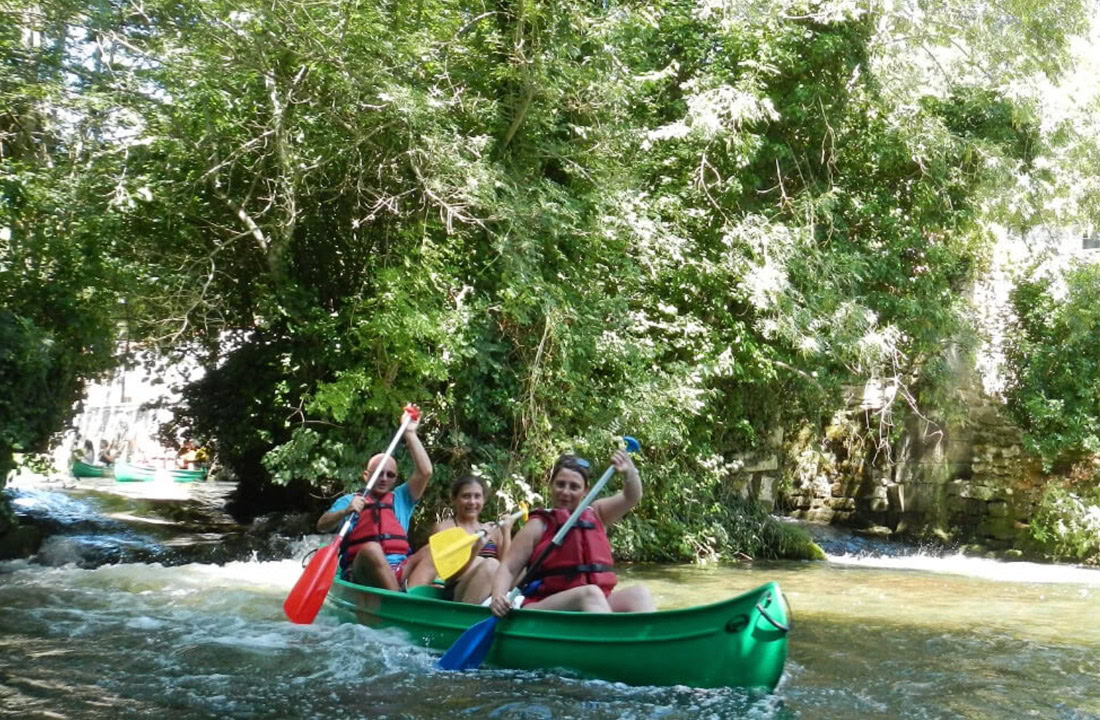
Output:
top-left (827, 550), bottom-right (1100, 586)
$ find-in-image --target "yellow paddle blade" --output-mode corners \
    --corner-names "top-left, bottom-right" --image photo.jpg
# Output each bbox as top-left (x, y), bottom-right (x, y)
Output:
top-left (430, 526), bottom-right (480, 580)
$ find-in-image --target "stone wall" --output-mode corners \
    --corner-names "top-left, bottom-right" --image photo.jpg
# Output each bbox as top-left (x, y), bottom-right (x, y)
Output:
top-left (770, 399), bottom-right (1047, 555)
top-left (751, 227), bottom-right (1099, 553)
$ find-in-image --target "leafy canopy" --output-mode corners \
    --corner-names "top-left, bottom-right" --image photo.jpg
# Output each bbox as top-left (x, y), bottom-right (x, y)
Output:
top-left (2, 0), bottom-right (1096, 559)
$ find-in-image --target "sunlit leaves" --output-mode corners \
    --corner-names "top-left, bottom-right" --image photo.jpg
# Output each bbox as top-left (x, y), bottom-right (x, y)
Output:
top-left (1003, 260), bottom-right (1100, 469)
top-left (4, 0), bottom-right (1096, 559)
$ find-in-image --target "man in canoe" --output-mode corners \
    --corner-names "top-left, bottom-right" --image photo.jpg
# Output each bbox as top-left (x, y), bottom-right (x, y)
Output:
top-left (489, 449), bottom-right (655, 615)
top-left (315, 408), bottom-right (433, 591)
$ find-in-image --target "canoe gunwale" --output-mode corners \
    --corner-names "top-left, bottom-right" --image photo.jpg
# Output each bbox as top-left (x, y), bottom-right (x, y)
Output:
top-left (333, 576), bottom-right (779, 620)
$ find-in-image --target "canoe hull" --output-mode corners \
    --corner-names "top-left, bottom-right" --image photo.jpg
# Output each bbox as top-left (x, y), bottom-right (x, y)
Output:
top-left (326, 578), bottom-right (789, 690)
top-left (71, 460), bottom-right (112, 478)
top-left (114, 461), bottom-right (207, 483)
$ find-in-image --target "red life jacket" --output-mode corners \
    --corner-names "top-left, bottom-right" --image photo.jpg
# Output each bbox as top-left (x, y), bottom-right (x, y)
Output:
top-left (523, 507), bottom-right (617, 602)
top-left (340, 492), bottom-right (410, 560)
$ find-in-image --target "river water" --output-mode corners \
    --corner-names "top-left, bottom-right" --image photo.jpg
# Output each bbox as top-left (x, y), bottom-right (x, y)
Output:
top-left (2, 482), bottom-right (1099, 720)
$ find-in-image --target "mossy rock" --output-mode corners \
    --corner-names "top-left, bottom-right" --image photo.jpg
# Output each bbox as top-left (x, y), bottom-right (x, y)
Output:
top-left (962, 543), bottom-right (988, 556)
top-left (775, 523), bottom-right (826, 561)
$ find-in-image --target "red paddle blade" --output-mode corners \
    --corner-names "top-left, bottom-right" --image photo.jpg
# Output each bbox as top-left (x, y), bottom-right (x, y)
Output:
top-left (283, 541), bottom-right (340, 624)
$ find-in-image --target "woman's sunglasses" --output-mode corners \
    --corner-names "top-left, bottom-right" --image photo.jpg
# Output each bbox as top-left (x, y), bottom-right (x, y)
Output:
top-left (558, 456), bottom-right (590, 470)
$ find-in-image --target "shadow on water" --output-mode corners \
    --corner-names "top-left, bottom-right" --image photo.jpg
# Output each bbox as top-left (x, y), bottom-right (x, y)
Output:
top-left (784, 611), bottom-right (1100, 720)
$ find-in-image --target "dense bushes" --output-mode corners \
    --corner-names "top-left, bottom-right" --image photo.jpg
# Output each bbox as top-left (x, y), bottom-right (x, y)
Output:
top-left (1029, 460), bottom-right (1100, 562)
top-left (1003, 261), bottom-right (1100, 469)
top-left (3, 0), bottom-right (1095, 562)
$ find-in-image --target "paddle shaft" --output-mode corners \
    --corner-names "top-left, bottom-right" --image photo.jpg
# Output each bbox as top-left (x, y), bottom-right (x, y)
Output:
top-left (481, 506), bottom-right (529, 537)
top-left (335, 412), bottom-right (415, 539)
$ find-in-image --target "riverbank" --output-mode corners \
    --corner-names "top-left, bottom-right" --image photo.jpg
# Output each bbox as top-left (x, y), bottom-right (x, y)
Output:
top-left (2, 466), bottom-right (1088, 571)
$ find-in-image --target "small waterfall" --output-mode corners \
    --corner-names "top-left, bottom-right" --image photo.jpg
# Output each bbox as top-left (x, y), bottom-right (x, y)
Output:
top-left (5, 481), bottom-right (307, 568)
top-left (786, 518), bottom-right (944, 559)
top-left (8, 487), bottom-right (173, 567)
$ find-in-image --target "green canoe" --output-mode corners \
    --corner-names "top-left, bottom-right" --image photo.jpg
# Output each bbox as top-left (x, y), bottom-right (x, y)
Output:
top-left (114, 461), bottom-right (207, 483)
top-left (325, 578), bottom-right (790, 690)
top-left (72, 460), bottom-right (113, 478)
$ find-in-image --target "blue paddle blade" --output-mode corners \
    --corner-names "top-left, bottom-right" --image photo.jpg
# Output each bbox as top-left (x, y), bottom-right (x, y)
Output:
top-left (623, 436), bottom-right (640, 453)
top-left (436, 615), bottom-right (499, 671)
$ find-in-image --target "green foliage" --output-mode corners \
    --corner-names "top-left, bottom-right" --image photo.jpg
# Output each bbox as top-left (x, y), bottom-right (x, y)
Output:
top-left (2, 0), bottom-right (1096, 560)
top-left (0, 313), bottom-right (53, 478)
top-left (1003, 261), bottom-right (1100, 468)
top-left (1029, 461), bottom-right (1100, 561)
top-left (0, 1), bottom-right (124, 483)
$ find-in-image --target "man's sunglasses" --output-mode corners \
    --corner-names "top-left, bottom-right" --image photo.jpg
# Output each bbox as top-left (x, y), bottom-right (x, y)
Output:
top-left (366, 469), bottom-right (398, 479)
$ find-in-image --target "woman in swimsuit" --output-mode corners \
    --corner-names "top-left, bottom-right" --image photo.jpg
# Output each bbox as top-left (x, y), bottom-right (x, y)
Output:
top-left (404, 475), bottom-right (516, 604)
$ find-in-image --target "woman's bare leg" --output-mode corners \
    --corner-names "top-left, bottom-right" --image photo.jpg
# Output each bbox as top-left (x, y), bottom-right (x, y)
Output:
top-left (454, 558), bottom-right (498, 604)
top-left (607, 584), bottom-right (655, 612)
top-left (523, 584), bottom-right (612, 612)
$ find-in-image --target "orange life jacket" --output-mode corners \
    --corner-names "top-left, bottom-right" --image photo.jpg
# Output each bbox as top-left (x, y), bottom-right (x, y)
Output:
top-left (341, 492), bottom-right (410, 561)
top-left (523, 507), bottom-right (617, 602)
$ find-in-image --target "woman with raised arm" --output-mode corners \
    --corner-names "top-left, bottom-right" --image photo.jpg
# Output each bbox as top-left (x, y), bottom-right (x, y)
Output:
top-left (489, 449), bottom-right (654, 616)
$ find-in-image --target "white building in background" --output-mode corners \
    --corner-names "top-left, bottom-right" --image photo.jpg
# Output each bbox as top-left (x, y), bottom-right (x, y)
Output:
top-left (56, 351), bottom-right (204, 472)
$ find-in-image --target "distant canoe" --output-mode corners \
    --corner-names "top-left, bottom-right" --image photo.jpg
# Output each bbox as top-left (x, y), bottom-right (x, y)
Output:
top-left (72, 460), bottom-right (113, 478)
top-left (114, 461), bottom-right (207, 483)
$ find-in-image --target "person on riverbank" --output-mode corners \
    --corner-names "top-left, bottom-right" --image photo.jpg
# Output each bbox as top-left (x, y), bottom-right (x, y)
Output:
top-left (402, 475), bottom-right (518, 603)
top-left (489, 449), bottom-right (654, 616)
top-left (315, 408), bottom-right (432, 591)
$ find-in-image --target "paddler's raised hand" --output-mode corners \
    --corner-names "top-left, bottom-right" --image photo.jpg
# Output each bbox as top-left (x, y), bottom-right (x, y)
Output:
top-left (402, 405), bottom-right (421, 435)
top-left (593, 444), bottom-right (643, 526)
top-left (610, 448), bottom-right (639, 480)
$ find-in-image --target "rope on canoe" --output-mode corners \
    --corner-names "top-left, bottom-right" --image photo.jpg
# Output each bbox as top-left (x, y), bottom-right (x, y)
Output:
top-left (755, 590), bottom-right (791, 634)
